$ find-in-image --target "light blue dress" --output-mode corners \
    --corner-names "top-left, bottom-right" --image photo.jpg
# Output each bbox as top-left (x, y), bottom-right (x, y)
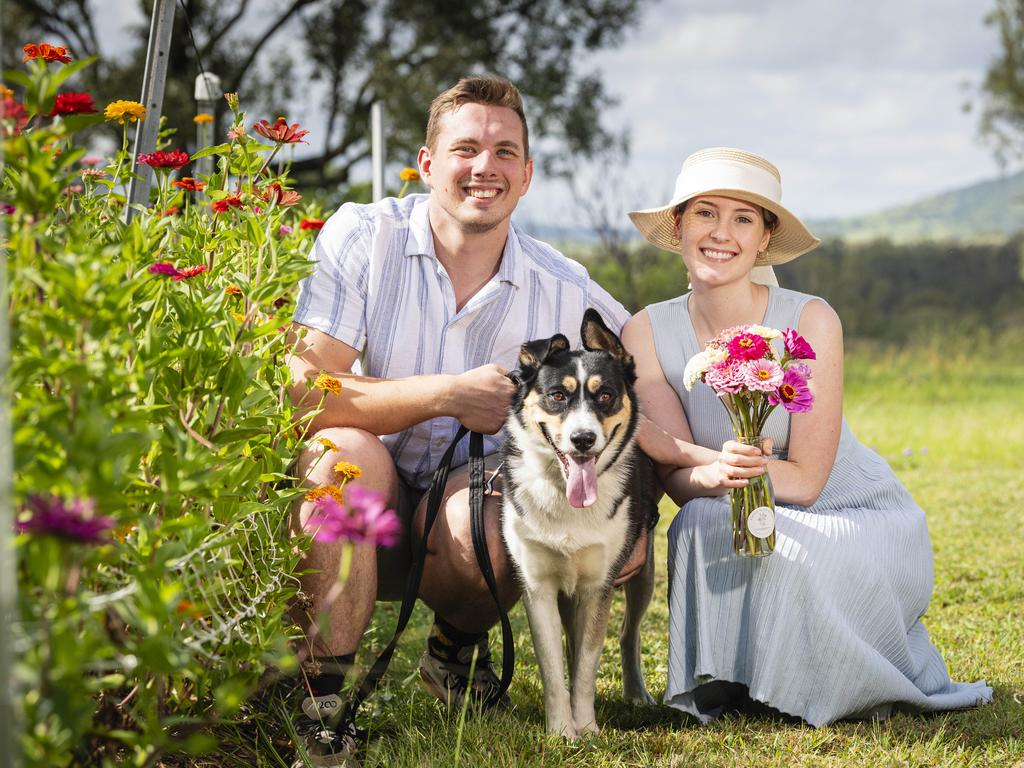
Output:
top-left (648, 286), bottom-right (992, 726)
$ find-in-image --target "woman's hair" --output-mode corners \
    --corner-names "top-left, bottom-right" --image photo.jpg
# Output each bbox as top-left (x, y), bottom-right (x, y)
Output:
top-left (425, 76), bottom-right (530, 157)
top-left (674, 200), bottom-right (778, 232)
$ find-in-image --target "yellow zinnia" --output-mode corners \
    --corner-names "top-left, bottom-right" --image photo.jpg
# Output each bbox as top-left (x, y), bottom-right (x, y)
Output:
top-left (312, 373), bottom-right (342, 395)
top-left (104, 100), bottom-right (146, 124)
top-left (193, 112), bottom-right (214, 124)
top-left (317, 437), bottom-right (339, 451)
top-left (333, 461), bottom-right (362, 480)
top-left (399, 167), bottom-right (420, 183)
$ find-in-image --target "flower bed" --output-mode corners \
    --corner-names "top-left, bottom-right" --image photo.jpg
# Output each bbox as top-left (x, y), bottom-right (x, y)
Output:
top-left (3, 46), bottom-right (336, 764)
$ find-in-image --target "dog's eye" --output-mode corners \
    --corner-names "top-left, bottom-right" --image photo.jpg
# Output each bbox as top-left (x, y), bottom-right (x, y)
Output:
top-left (548, 390), bottom-right (567, 402)
top-left (596, 389), bottom-right (615, 403)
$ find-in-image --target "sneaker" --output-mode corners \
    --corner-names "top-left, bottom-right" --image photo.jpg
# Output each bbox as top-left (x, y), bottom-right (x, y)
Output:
top-left (418, 645), bottom-right (511, 711)
top-left (291, 693), bottom-right (360, 768)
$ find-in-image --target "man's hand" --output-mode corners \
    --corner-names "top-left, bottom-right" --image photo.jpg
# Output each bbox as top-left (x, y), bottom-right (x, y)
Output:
top-left (450, 364), bottom-right (517, 434)
top-left (613, 527), bottom-right (648, 586)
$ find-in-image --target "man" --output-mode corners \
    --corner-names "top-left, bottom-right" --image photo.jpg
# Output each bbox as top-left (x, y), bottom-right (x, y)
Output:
top-left (286, 75), bottom-right (640, 766)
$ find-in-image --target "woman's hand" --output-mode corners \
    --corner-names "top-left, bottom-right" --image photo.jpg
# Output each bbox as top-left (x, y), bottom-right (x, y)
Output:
top-left (689, 439), bottom-right (772, 494)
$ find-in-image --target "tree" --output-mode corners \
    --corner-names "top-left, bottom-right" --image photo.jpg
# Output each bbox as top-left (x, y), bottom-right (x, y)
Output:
top-left (5, 0), bottom-right (646, 195)
top-left (979, 0), bottom-right (1024, 165)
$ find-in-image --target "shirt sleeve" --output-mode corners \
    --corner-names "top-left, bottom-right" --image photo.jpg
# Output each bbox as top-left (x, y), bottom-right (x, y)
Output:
top-left (586, 278), bottom-right (632, 334)
top-left (292, 204), bottom-right (372, 350)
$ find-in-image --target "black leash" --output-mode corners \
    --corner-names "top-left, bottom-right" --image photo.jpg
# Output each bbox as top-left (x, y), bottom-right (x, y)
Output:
top-left (341, 427), bottom-right (513, 721)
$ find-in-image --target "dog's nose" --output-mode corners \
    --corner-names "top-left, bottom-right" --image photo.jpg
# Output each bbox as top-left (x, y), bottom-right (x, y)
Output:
top-left (570, 430), bottom-right (596, 452)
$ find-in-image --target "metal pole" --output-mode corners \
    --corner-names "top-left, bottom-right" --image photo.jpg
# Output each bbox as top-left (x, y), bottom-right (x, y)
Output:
top-left (0, 11), bottom-right (21, 765)
top-left (126, 0), bottom-right (177, 222)
top-left (194, 73), bottom-right (220, 180)
top-left (371, 101), bottom-right (385, 202)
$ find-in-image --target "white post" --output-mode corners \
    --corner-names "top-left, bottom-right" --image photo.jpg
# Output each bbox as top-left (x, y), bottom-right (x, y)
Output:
top-left (371, 101), bottom-right (385, 202)
top-left (126, 0), bottom-right (176, 222)
top-left (194, 73), bottom-right (221, 180)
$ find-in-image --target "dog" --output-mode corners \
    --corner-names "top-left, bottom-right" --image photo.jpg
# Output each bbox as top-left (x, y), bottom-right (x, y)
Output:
top-left (501, 308), bottom-right (657, 738)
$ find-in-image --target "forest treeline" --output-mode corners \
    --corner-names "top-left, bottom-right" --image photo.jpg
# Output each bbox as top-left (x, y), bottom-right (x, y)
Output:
top-left (575, 237), bottom-right (1024, 342)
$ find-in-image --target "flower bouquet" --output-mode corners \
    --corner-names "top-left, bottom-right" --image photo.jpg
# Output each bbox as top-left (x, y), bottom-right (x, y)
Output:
top-left (684, 325), bottom-right (816, 556)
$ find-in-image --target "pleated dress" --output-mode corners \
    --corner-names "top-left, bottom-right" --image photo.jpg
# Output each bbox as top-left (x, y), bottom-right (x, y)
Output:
top-left (648, 286), bottom-right (992, 726)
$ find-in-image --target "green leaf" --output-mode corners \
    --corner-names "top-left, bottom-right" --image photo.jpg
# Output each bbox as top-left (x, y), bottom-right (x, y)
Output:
top-left (190, 142), bottom-right (233, 161)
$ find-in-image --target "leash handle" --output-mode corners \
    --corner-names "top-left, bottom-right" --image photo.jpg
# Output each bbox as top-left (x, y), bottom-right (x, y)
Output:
top-left (343, 427), bottom-right (514, 716)
top-left (468, 431), bottom-right (515, 706)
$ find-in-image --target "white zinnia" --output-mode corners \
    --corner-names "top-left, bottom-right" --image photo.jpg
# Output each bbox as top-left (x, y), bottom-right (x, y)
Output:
top-left (683, 347), bottom-right (729, 390)
top-left (747, 324), bottom-right (782, 340)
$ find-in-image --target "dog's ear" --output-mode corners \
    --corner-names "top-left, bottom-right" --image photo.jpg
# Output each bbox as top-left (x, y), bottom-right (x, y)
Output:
top-left (518, 334), bottom-right (570, 375)
top-left (581, 308), bottom-right (628, 360)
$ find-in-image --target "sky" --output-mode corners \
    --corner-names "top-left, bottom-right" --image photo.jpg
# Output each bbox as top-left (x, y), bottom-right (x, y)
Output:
top-left (102, 0), bottom-right (1007, 229)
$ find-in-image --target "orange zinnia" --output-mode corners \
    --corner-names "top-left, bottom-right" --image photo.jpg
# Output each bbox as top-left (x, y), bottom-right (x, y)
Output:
top-left (172, 177), bottom-right (206, 192)
top-left (258, 181), bottom-right (302, 207)
top-left (23, 43), bottom-right (72, 63)
top-left (253, 116), bottom-right (309, 144)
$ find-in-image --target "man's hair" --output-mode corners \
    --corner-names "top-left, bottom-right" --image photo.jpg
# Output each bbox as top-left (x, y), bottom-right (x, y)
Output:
top-left (425, 76), bottom-right (530, 158)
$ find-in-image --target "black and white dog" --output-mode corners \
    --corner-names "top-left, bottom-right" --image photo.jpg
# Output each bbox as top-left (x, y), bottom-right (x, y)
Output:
top-left (501, 309), bottom-right (657, 738)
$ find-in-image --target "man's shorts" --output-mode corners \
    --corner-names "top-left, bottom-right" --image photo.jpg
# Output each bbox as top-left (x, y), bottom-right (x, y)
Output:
top-left (375, 455), bottom-right (502, 601)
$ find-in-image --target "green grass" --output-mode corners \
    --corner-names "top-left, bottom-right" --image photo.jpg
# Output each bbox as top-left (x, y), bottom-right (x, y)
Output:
top-left (189, 340), bottom-right (1024, 767)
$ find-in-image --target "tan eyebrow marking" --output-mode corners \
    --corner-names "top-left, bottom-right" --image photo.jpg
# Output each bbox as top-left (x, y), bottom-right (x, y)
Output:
top-left (587, 375), bottom-right (604, 394)
top-left (561, 376), bottom-right (578, 393)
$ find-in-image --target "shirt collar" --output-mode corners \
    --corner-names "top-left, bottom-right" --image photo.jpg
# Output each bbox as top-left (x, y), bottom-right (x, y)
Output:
top-left (404, 195), bottom-right (524, 289)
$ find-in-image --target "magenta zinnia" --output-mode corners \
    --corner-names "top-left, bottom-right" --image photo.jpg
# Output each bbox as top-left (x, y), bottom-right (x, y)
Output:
top-left (770, 367), bottom-right (815, 413)
top-left (306, 486), bottom-right (401, 547)
top-left (17, 495), bottom-right (114, 544)
top-left (783, 328), bottom-right (816, 361)
top-left (137, 149), bottom-right (190, 170)
top-left (727, 332), bottom-right (769, 362)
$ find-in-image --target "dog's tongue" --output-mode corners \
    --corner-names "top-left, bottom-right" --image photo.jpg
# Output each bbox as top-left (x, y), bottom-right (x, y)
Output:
top-left (566, 455), bottom-right (598, 508)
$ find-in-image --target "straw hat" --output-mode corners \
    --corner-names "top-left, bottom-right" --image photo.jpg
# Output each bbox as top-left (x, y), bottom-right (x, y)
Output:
top-left (628, 147), bottom-right (820, 266)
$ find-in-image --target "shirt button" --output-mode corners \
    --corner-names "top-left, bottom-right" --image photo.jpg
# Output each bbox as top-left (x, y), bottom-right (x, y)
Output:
top-left (434, 437), bottom-right (446, 447)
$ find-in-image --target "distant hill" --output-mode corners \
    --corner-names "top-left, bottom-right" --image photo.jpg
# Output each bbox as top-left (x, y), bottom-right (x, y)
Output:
top-left (520, 172), bottom-right (1024, 246)
top-left (807, 172), bottom-right (1024, 243)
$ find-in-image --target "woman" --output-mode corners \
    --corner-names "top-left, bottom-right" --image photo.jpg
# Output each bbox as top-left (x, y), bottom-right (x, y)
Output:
top-left (623, 148), bottom-right (992, 726)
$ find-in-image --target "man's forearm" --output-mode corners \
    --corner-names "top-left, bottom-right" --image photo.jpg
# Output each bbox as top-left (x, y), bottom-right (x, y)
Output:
top-left (291, 371), bottom-right (456, 436)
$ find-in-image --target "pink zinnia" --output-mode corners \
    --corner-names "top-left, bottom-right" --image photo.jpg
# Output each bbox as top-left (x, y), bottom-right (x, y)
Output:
top-left (306, 486), bottom-right (401, 548)
top-left (727, 332), bottom-right (769, 362)
top-left (148, 262), bottom-right (180, 277)
top-left (741, 359), bottom-right (784, 392)
top-left (783, 328), bottom-right (816, 360)
top-left (703, 361), bottom-right (747, 394)
top-left (770, 367), bottom-right (815, 413)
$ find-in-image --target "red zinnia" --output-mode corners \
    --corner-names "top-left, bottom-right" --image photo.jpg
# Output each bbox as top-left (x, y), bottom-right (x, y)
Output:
top-left (253, 117), bottom-right (309, 144)
top-left (211, 195), bottom-right (243, 214)
top-left (258, 181), bottom-right (302, 207)
top-left (300, 218), bottom-right (325, 231)
top-left (23, 43), bottom-right (72, 63)
top-left (137, 149), bottom-right (190, 170)
top-left (175, 264), bottom-right (208, 280)
top-left (48, 91), bottom-right (97, 116)
top-left (156, 206), bottom-right (181, 217)
top-left (172, 177), bottom-right (206, 192)
top-left (1, 96), bottom-right (29, 137)
top-left (727, 332), bottom-right (769, 362)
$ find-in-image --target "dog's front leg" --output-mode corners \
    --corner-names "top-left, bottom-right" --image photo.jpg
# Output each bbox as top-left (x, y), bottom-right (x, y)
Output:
top-left (620, 538), bottom-right (656, 704)
top-left (569, 586), bottom-right (612, 735)
top-left (524, 586), bottom-right (576, 738)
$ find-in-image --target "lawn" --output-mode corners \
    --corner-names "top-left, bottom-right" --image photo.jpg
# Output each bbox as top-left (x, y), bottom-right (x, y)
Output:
top-left (217, 337), bottom-right (1024, 767)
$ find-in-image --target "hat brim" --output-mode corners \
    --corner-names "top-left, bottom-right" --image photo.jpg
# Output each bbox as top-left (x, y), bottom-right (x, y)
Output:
top-left (628, 188), bottom-right (821, 266)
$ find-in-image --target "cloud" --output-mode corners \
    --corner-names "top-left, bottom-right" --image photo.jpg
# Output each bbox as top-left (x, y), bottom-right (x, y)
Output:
top-left (517, 0), bottom-right (1004, 226)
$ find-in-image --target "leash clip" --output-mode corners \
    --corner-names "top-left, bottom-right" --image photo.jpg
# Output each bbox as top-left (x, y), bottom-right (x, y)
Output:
top-left (483, 461), bottom-right (504, 496)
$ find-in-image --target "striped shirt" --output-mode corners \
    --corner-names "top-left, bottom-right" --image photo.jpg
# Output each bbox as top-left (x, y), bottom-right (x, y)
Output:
top-left (294, 193), bottom-right (630, 488)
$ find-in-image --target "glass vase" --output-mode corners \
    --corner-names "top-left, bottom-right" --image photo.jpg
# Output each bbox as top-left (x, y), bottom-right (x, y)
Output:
top-left (729, 435), bottom-right (775, 557)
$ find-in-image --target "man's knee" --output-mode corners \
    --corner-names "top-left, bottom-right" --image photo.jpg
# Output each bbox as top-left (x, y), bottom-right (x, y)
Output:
top-left (297, 427), bottom-right (394, 483)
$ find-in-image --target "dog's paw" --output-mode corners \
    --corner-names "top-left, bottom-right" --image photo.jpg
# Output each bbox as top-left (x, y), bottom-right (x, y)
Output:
top-left (624, 686), bottom-right (657, 706)
top-left (546, 718), bottom-right (578, 739)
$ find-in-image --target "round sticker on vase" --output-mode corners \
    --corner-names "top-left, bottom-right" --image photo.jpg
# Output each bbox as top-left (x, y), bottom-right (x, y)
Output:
top-left (747, 507), bottom-right (775, 539)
